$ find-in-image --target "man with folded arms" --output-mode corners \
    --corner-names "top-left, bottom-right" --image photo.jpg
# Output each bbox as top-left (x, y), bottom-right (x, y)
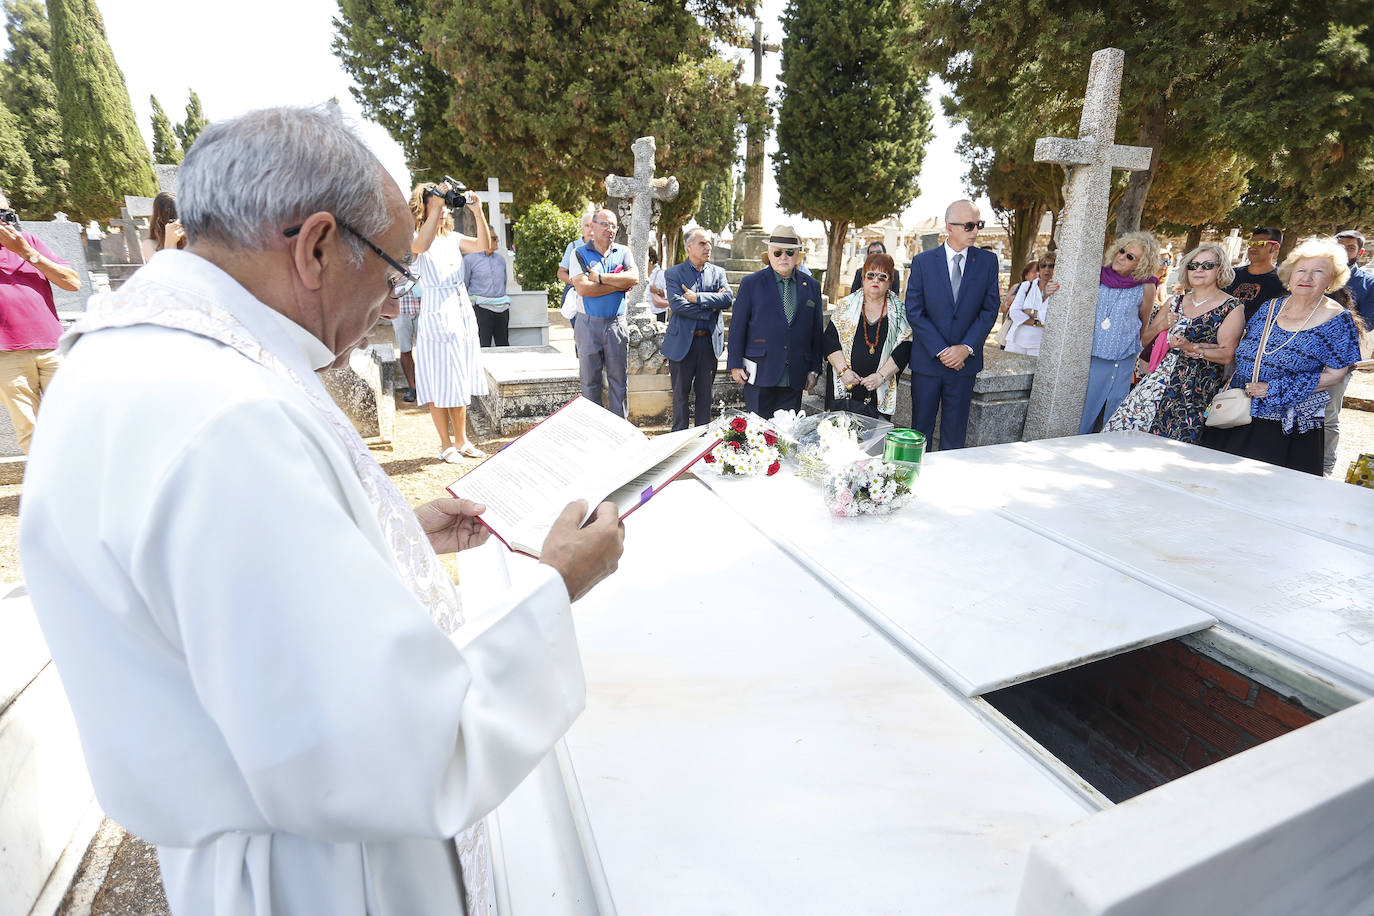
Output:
top-left (662, 227), bottom-right (733, 430)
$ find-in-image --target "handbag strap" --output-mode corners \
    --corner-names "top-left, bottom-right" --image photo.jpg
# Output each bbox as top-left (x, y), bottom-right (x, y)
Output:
top-left (1251, 297), bottom-right (1283, 384)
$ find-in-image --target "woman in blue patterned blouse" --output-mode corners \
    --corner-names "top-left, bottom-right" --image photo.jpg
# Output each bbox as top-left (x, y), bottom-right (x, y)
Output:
top-left (1200, 237), bottom-right (1363, 475)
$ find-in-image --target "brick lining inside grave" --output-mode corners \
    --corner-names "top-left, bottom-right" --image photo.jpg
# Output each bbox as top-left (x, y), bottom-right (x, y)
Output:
top-left (984, 640), bottom-right (1325, 803)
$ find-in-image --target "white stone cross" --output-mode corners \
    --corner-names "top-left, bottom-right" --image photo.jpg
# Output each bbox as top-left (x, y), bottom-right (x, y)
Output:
top-left (605, 136), bottom-right (679, 309)
top-left (1022, 47), bottom-right (1153, 441)
top-left (475, 177), bottom-right (518, 290)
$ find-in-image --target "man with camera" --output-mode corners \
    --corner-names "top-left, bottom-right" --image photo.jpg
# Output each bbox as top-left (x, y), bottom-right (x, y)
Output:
top-left (19, 108), bottom-right (625, 914)
top-left (0, 188), bottom-right (80, 453)
top-left (568, 207), bottom-right (639, 417)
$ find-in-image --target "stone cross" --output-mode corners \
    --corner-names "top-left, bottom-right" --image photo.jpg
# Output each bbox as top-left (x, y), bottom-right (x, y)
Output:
top-left (604, 136), bottom-right (679, 309)
top-left (108, 208), bottom-right (146, 265)
top-left (733, 19), bottom-right (779, 229)
top-left (1022, 47), bottom-right (1152, 441)
top-left (476, 177), bottom-right (518, 290)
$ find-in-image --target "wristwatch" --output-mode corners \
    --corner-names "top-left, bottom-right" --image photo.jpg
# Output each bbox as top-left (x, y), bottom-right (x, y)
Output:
top-left (26, 251), bottom-right (39, 264)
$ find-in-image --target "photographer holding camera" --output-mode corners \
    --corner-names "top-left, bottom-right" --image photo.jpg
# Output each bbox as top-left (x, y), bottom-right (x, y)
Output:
top-left (0, 187), bottom-right (80, 453)
top-left (409, 178), bottom-right (492, 461)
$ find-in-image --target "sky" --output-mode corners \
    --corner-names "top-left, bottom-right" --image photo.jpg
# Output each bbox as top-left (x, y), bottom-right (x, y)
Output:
top-left (4, 0), bottom-right (989, 233)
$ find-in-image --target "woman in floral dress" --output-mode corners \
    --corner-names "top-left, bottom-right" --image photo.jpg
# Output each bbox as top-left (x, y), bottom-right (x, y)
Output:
top-left (1107, 243), bottom-right (1246, 442)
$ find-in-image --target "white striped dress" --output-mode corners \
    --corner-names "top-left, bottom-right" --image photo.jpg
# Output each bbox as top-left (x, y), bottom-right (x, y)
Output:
top-left (413, 233), bottom-right (489, 408)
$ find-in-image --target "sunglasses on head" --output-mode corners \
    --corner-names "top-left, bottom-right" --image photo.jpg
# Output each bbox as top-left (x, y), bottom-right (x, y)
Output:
top-left (1117, 248), bottom-right (1138, 261)
top-left (950, 221), bottom-right (985, 231)
top-left (1185, 260), bottom-right (1220, 271)
top-left (864, 271), bottom-right (889, 282)
top-left (772, 248), bottom-right (797, 258)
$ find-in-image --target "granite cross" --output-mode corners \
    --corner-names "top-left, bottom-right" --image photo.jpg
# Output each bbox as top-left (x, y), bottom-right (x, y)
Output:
top-left (108, 208), bottom-right (146, 265)
top-left (1022, 47), bottom-right (1152, 441)
top-left (476, 177), bottom-right (518, 289)
top-left (604, 136), bottom-right (679, 309)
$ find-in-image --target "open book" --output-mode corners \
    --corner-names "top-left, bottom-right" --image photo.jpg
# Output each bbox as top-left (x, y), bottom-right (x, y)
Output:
top-left (447, 396), bottom-right (720, 557)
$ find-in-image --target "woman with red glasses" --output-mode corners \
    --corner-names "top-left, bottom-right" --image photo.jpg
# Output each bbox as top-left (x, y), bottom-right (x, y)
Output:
top-left (1107, 242), bottom-right (1244, 441)
top-left (823, 252), bottom-right (911, 419)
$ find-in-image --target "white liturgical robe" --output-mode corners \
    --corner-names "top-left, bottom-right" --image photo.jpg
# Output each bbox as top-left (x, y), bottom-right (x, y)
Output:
top-left (19, 251), bottom-right (586, 914)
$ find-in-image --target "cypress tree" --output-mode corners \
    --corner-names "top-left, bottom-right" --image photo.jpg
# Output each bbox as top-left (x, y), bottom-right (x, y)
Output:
top-left (150, 95), bottom-right (182, 164)
top-left (775, 0), bottom-right (933, 300)
top-left (0, 96), bottom-right (43, 209)
top-left (46, 0), bottom-right (156, 223)
top-left (176, 89), bottom-right (208, 152)
top-left (2, 0), bottom-right (68, 217)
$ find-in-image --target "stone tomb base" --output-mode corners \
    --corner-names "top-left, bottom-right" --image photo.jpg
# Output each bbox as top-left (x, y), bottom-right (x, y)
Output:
top-left (890, 345), bottom-right (1037, 449)
top-left (474, 342), bottom-right (745, 437)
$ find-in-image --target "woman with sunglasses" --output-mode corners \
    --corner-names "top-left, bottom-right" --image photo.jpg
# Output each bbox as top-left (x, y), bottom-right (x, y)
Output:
top-left (1106, 243), bottom-right (1243, 442)
top-left (1005, 257), bottom-right (1056, 356)
top-left (1076, 231), bottom-right (1162, 434)
top-left (409, 182), bottom-right (491, 462)
top-left (1200, 237), bottom-right (1363, 475)
top-left (822, 252), bottom-right (912, 418)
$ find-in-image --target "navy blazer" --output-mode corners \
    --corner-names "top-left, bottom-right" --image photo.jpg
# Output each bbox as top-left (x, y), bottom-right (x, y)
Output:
top-left (903, 246), bottom-right (1001, 377)
top-left (661, 260), bottom-right (733, 362)
top-left (726, 266), bottom-right (825, 390)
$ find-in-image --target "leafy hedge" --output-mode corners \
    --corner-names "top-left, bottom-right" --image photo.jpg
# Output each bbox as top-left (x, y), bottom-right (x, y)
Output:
top-left (513, 200), bottom-right (580, 299)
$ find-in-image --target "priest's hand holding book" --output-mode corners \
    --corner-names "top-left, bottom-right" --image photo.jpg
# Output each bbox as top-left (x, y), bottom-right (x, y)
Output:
top-left (538, 499), bottom-right (625, 601)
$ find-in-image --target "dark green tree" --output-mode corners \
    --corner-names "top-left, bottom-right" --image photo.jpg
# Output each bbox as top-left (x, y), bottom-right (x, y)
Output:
top-left (2, 0), bottom-right (68, 217)
top-left (332, 0), bottom-right (480, 184)
top-left (150, 95), bottom-right (182, 164)
top-left (513, 200), bottom-right (581, 298)
top-left (334, 0), bottom-right (759, 246)
top-left (775, 0), bottom-right (934, 299)
top-left (695, 164), bottom-right (734, 234)
top-left (0, 96), bottom-right (43, 209)
top-left (46, 0), bottom-right (156, 223)
top-left (175, 89), bottom-right (209, 153)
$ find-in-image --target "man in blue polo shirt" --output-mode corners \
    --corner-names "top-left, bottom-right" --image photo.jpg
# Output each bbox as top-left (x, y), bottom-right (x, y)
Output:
top-left (569, 208), bottom-right (639, 417)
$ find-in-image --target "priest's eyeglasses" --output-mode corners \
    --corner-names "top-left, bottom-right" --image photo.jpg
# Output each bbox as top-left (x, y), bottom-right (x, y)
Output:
top-left (949, 221), bottom-right (985, 231)
top-left (283, 220), bottom-right (419, 299)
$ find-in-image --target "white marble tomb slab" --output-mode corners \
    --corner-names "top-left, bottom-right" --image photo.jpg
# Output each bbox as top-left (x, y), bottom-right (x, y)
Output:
top-left (1036, 432), bottom-right (1374, 556)
top-left (698, 465), bottom-right (1214, 696)
top-left (931, 437), bottom-right (1374, 692)
top-left (1016, 697), bottom-right (1374, 916)
top-left (492, 480), bottom-right (1093, 915)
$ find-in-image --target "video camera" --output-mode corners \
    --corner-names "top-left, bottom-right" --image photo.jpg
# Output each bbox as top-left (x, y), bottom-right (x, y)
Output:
top-left (0, 209), bottom-right (20, 230)
top-left (422, 176), bottom-right (470, 210)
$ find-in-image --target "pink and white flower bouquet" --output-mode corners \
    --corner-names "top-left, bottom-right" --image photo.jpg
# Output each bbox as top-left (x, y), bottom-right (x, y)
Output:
top-left (821, 457), bottom-right (914, 516)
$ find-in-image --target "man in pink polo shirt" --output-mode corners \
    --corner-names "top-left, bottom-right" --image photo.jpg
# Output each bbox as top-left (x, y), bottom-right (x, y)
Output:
top-left (0, 188), bottom-right (80, 452)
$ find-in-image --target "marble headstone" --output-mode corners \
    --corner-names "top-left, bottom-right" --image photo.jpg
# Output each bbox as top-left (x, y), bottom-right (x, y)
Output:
top-left (23, 215), bottom-right (92, 313)
top-left (154, 164), bottom-right (179, 194)
top-left (124, 196), bottom-right (155, 220)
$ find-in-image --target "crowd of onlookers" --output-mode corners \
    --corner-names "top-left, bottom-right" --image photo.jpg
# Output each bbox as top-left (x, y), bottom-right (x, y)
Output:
top-left (2, 172), bottom-right (1368, 481)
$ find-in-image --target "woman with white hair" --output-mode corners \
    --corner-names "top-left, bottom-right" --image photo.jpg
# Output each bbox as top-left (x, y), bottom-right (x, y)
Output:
top-left (410, 182), bottom-right (491, 461)
top-left (1199, 237), bottom-right (1363, 475)
top-left (1106, 242), bottom-right (1244, 442)
top-left (1077, 230), bottom-right (1162, 434)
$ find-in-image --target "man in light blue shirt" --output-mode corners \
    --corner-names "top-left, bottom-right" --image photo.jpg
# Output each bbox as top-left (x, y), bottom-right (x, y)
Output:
top-left (568, 209), bottom-right (639, 417)
top-left (463, 224), bottom-right (512, 346)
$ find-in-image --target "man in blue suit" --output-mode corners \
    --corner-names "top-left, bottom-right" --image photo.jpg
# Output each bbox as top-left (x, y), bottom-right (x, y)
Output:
top-left (727, 225), bottom-right (825, 419)
top-left (903, 200), bottom-right (1001, 450)
top-left (662, 228), bottom-right (733, 430)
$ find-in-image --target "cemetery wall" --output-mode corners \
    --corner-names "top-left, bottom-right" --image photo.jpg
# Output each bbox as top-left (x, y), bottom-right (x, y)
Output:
top-left (987, 640), bottom-right (1324, 803)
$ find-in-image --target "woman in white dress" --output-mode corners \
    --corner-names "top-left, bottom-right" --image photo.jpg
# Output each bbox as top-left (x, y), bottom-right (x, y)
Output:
top-left (410, 182), bottom-right (491, 461)
top-left (1005, 255), bottom-right (1055, 356)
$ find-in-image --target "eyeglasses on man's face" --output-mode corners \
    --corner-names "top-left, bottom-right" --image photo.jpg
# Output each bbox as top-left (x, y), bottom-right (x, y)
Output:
top-left (1247, 238), bottom-right (1278, 248)
top-left (864, 271), bottom-right (889, 282)
top-left (284, 218), bottom-right (418, 299)
top-left (771, 248), bottom-right (797, 258)
top-left (1117, 248), bottom-right (1138, 262)
top-left (949, 221), bottom-right (985, 232)
top-left (1037, 261), bottom-right (1056, 270)
top-left (594, 219), bottom-right (618, 230)
top-left (1185, 260), bottom-right (1220, 271)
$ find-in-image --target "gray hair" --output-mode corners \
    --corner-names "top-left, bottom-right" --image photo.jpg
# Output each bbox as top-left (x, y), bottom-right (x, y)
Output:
top-left (177, 106), bottom-right (389, 266)
top-left (685, 227), bottom-right (712, 245)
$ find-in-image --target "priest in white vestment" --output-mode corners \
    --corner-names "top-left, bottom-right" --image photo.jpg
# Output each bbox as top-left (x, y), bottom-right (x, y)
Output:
top-left (18, 108), bottom-right (624, 915)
